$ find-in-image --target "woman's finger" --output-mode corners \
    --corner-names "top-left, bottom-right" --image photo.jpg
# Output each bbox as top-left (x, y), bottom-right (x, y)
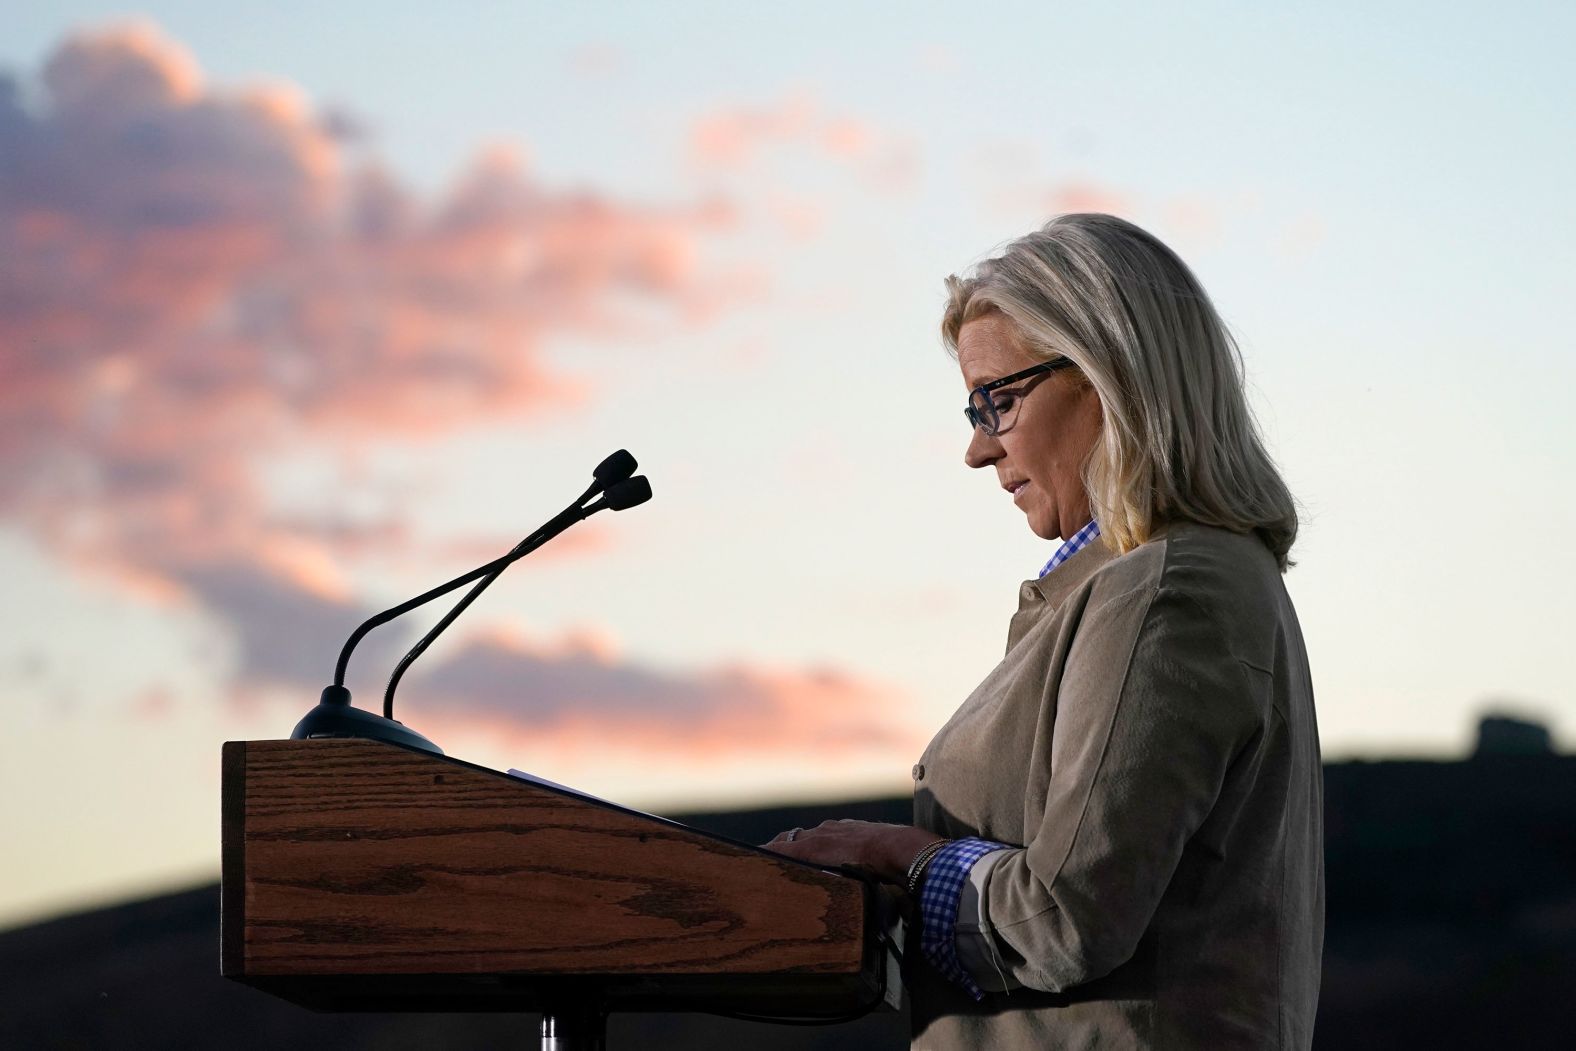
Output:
top-left (762, 826), bottom-right (807, 848)
top-left (766, 837), bottom-right (811, 858)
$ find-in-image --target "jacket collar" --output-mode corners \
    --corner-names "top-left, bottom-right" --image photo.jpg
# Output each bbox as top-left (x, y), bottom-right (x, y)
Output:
top-left (1022, 520), bottom-right (1179, 608)
top-left (1022, 534), bottom-right (1118, 610)
top-left (1005, 532), bottom-right (1125, 652)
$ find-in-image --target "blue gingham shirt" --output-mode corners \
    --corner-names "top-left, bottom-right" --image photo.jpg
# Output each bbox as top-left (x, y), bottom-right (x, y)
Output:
top-left (919, 520), bottom-right (1102, 999)
top-left (1038, 518), bottom-right (1102, 579)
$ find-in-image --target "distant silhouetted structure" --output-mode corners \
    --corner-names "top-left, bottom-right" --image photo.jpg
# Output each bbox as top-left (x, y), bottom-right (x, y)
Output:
top-left (1473, 713), bottom-right (1555, 757)
top-left (4, 755), bottom-right (1576, 1049)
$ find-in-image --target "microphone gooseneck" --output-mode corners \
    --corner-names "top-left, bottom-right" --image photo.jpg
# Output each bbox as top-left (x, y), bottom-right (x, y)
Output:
top-left (331, 547), bottom-right (519, 690)
top-left (377, 503), bottom-right (581, 719)
top-left (380, 471), bottom-right (652, 719)
top-left (292, 450), bottom-right (651, 754)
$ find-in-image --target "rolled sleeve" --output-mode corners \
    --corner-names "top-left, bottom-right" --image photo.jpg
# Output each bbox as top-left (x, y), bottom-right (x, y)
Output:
top-left (955, 846), bottom-right (1021, 993)
top-left (917, 837), bottom-right (1012, 999)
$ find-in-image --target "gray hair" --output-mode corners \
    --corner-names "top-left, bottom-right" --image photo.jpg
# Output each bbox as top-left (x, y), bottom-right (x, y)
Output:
top-left (941, 213), bottom-right (1298, 570)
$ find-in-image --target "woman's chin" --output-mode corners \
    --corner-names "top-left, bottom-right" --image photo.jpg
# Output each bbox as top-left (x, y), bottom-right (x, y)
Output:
top-left (1026, 505), bottom-right (1060, 541)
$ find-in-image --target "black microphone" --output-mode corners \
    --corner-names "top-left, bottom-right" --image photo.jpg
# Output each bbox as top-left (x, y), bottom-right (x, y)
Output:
top-left (593, 448), bottom-right (637, 489)
top-left (593, 475), bottom-right (652, 512)
top-left (290, 451), bottom-right (651, 754)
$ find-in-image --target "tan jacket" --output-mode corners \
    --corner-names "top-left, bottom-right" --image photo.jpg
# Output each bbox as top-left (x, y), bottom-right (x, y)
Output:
top-left (910, 521), bottom-right (1324, 1049)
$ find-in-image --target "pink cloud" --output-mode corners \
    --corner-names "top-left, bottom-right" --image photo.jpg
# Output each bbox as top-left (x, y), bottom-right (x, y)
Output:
top-left (820, 118), bottom-right (875, 158)
top-left (404, 626), bottom-right (922, 761)
top-left (1045, 181), bottom-right (1136, 216)
top-left (176, 557), bottom-right (919, 767)
top-left (689, 94), bottom-right (817, 168)
top-left (686, 93), bottom-right (921, 194)
top-left (0, 20), bottom-right (742, 616)
top-left (0, 23), bottom-right (923, 767)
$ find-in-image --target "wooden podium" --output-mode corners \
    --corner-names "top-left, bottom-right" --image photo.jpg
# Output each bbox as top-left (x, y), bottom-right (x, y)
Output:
top-left (222, 738), bottom-right (901, 1048)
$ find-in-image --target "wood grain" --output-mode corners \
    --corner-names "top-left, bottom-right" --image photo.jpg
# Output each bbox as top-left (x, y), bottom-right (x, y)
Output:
top-left (227, 739), bottom-right (869, 981)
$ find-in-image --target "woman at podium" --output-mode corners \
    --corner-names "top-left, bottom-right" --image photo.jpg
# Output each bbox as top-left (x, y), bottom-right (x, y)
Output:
top-left (768, 213), bottom-right (1323, 1049)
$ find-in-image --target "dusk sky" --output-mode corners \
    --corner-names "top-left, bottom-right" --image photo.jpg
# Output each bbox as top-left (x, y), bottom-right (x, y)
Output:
top-left (2, 2), bottom-right (1572, 930)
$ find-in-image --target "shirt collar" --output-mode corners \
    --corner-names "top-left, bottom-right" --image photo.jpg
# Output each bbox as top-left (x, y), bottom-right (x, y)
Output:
top-left (1038, 519), bottom-right (1102, 578)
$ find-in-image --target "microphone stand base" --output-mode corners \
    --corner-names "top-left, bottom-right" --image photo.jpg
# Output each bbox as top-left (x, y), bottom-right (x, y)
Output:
top-left (290, 686), bottom-right (444, 755)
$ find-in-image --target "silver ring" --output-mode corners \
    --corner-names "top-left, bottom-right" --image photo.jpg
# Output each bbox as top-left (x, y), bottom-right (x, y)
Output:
top-left (786, 827), bottom-right (801, 842)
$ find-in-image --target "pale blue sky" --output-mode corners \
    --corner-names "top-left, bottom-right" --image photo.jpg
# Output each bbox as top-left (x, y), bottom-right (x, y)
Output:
top-left (2, 1), bottom-right (1573, 927)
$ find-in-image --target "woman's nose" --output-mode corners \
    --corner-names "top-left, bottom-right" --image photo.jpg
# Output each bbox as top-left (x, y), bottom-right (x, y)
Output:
top-left (964, 425), bottom-right (1001, 468)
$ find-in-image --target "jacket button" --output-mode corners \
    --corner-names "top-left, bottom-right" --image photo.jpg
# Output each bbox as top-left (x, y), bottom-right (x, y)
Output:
top-left (911, 763), bottom-right (925, 780)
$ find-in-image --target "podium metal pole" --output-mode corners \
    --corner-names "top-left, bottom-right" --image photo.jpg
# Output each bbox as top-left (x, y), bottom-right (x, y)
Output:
top-left (540, 998), bottom-right (606, 1051)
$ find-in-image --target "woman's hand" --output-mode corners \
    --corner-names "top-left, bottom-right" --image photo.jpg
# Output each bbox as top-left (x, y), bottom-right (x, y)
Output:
top-left (762, 820), bottom-right (945, 885)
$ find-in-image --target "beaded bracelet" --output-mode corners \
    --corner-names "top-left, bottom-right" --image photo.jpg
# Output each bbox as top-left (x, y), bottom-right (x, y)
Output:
top-left (904, 838), bottom-right (949, 897)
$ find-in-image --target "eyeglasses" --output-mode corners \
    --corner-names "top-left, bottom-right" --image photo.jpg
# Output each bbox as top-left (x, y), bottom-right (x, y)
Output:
top-left (964, 358), bottom-right (1078, 437)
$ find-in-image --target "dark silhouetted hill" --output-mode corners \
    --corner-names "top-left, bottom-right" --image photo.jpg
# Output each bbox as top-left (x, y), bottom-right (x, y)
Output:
top-left (3, 759), bottom-right (1574, 1049)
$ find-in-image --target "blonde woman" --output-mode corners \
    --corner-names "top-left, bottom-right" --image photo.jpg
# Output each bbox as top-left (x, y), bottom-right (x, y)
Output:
top-left (769, 214), bottom-right (1323, 1049)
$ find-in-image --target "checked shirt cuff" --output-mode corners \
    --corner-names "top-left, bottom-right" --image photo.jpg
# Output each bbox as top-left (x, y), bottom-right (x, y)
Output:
top-left (918, 837), bottom-right (1012, 1000)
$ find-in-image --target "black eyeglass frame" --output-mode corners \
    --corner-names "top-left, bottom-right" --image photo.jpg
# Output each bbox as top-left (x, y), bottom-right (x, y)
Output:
top-left (964, 358), bottom-right (1079, 436)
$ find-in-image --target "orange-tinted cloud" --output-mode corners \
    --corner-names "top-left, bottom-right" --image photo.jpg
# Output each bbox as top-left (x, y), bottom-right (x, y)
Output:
top-left (171, 556), bottom-right (918, 766)
top-left (181, 561), bottom-right (920, 769)
top-left (0, 21), bottom-right (738, 613)
top-left (0, 23), bottom-right (920, 766)
top-left (405, 625), bottom-right (922, 761)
